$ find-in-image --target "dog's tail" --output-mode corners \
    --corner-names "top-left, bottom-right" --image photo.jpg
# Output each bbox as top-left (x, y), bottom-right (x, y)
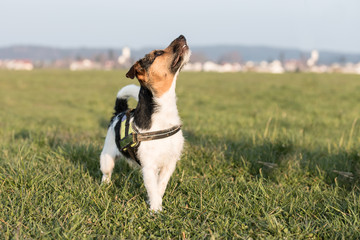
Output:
top-left (113, 84), bottom-right (140, 115)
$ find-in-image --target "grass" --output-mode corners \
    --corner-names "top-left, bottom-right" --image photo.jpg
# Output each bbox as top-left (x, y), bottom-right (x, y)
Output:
top-left (0, 70), bottom-right (359, 239)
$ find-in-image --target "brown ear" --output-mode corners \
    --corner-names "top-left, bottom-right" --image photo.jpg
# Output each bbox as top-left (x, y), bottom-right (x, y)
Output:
top-left (126, 61), bottom-right (145, 80)
top-left (126, 63), bottom-right (137, 79)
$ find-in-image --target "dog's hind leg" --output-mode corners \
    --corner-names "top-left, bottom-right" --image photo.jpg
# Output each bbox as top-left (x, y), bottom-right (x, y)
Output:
top-left (100, 153), bottom-right (116, 183)
top-left (100, 129), bottom-right (119, 183)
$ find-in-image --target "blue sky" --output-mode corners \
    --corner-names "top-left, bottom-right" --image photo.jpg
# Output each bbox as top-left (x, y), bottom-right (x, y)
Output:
top-left (1, 0), bottom-right (359, 53)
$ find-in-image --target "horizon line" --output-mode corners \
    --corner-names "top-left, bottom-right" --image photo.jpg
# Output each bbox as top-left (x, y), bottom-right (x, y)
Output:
top-left (1, 43), bottom-right (360, 55)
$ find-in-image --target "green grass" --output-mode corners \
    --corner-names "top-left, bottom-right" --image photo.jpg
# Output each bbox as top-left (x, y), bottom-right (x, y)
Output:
top-left (0, 70), bottom-right (359, 239)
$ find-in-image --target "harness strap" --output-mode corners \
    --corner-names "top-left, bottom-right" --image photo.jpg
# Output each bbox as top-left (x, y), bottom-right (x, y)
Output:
top-left (114, 109), bottom-right (182, 167)
top-left (132, 124), bottom-right (182, 142)
top-left (124, 110), bottom-right (141, 165)
top-left (114, 112), bottom-right (126, 154)
top-left (126, 146), bottom-right (140, 165)
top-left (125, 110), bottom-right (131, 138)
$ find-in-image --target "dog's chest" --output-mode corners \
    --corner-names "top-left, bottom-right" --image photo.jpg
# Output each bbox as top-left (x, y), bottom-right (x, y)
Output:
top-left (137, 86), bottom-right (184, 166)
top-left (137, 130), bottom-right (184, 167)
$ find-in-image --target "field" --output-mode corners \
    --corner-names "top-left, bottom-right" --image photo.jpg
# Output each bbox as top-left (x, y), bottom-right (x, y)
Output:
top-left (0, 70), bottom-right (359, 239)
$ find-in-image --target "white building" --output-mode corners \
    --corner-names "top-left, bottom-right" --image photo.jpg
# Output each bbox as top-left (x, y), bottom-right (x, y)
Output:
top-left (70, 59), bottom-right (99, 71)
top-left (183, 62), bottom-right (203, 72)
top-left (118, 47), bottom-right (131, 65)
top-left (307, 50), bottom-right (319, 67)
top-left (268, 60), bottom-right (284, 74)
top-left (4, 60), bottom-right (34, 70)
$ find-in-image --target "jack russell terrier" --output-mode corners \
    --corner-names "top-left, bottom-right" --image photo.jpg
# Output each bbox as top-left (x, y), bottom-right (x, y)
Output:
top-left (100, 35), bottom-right (191, 211)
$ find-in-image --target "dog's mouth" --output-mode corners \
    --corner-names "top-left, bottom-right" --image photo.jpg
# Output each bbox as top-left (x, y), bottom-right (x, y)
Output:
top-left (170, 36), bottom-right (190, 72)
top-left (172, 44), bottom-right (189, 68)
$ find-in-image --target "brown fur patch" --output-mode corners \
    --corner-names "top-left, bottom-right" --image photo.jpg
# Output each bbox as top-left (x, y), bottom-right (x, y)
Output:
top-left (126, 35), bottom-right (188, 97)
top-left (128, 50), bottom-right (174, 97)
top-left (146, 52), bottom-right (175, 96)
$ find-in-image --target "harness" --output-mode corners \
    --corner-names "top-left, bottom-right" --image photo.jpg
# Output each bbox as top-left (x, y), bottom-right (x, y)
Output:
top-left (114, 110), bottom-right (182, 166)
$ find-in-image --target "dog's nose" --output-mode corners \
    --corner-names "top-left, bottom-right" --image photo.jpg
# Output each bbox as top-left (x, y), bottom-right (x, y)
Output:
top-left (178, 35), bottom-right (186, 41)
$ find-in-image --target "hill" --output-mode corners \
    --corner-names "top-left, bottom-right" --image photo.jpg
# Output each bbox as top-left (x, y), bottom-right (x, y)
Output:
top-left (1, 45), bottom-right (360, 64)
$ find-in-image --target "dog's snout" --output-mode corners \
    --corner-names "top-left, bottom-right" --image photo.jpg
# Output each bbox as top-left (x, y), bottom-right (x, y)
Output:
top-left (178, 35), bottom-right (186, 41)
top-left (169, 35), bottom-right (187, 48)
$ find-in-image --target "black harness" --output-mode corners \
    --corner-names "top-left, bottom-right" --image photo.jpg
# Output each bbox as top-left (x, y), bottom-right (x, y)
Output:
top-left (114, 110), bottom-right (182, 166)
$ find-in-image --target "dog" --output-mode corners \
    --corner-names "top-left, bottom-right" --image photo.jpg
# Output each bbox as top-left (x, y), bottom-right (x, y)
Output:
top-left (100, 35), bottom-right (191, 211)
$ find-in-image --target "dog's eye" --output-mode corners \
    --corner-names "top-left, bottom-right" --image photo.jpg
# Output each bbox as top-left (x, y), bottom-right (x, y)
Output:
top-left (154, 51), bottom-right (164, 57)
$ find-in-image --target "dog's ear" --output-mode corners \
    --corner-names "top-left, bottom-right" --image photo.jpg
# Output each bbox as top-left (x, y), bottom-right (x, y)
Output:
top-left (126, 61), bottom-right (145, 81)
top-left (125, 63), bottom-right (137, 79)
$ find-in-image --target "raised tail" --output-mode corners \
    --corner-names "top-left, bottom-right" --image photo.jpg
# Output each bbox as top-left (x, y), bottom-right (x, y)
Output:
top-left (113, 84), bottom-right (140, 115)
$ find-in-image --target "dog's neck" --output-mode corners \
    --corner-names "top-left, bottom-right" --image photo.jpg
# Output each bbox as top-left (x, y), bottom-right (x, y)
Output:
top-left (152, 73), bottom-right (181, 130)
top-left (133, 73), bottom-right (181, 132)
top-left (133, 86), bottom-right (156, 130)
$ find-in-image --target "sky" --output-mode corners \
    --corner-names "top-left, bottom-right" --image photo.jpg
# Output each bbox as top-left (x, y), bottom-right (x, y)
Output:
top-left (1, 0), bottom-right (359, 53)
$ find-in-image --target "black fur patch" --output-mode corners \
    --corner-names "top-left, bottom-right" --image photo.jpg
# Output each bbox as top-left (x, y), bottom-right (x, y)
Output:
top-left (171, 55), bottom-right (183, 73)
top-left (139, 54), bottom-right (155, 71)
top-left (170, 44), bottom-right (184, 73)
top-left (110, 98), bottom-right (128, 124)
top-left (133, 86), bottom-right (157, 130)
top-left (172, 44), bottom-right (180, 53)
top-left (114, 98), bottom-right (128, 114)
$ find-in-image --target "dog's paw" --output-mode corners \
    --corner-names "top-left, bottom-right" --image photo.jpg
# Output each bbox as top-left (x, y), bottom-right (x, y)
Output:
top-left (147, 199), bottom-right (163, 212)
top-left (149, 201), bottom-right (163, 212)
top-left (101, 175), bottom-right (111, 184)
top-left (150, 205), bottom-right (163, 213)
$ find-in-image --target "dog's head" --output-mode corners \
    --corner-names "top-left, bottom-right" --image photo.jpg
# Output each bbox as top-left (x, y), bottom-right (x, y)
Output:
top-left (126, 35), bottom-right (191, 97)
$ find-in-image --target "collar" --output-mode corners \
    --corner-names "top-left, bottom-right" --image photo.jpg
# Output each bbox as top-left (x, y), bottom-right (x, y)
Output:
top-left (118, 110), bottom-right (182, 166)
top-left (131, 123), bottom-right (182, 143)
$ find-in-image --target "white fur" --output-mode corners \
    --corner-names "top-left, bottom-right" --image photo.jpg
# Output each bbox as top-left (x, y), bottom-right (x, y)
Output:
top-left (100, 47), bottom-right (190, 212)
top-left (136, 72), bottom-right (184, 211)
top-left (116, 84), bottom-right (139, 101)
top-left (100, 75), bottom-right (184, 212)
top-left (100, 85), bottom-right (140, 183)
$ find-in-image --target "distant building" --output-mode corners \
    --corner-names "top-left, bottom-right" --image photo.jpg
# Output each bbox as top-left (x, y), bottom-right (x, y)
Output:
top-left (2, 46), bottom-right (359, 74)
top-left (183, 62), bottom-right (203, 72)
top-left (70, 59), bottom-right (100, 71)
top-left (284, 60), bottom-right (300, 72)
top-left (268, 60), bottom-right (284, 73)
top-left (201, 61), bottom-right (243, 72)
top-left (307, 50), bottom-right (319, 67)
top-left (2, 60), bottom-right (34, 70)
top-left (118, 47), bottom-right (131, 66)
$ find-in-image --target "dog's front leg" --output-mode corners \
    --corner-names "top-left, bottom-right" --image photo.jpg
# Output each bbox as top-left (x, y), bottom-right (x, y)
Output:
top-left (142, 166), bottom-right (162, 211)
top-left (157, 162), bottom-right (177, 198)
